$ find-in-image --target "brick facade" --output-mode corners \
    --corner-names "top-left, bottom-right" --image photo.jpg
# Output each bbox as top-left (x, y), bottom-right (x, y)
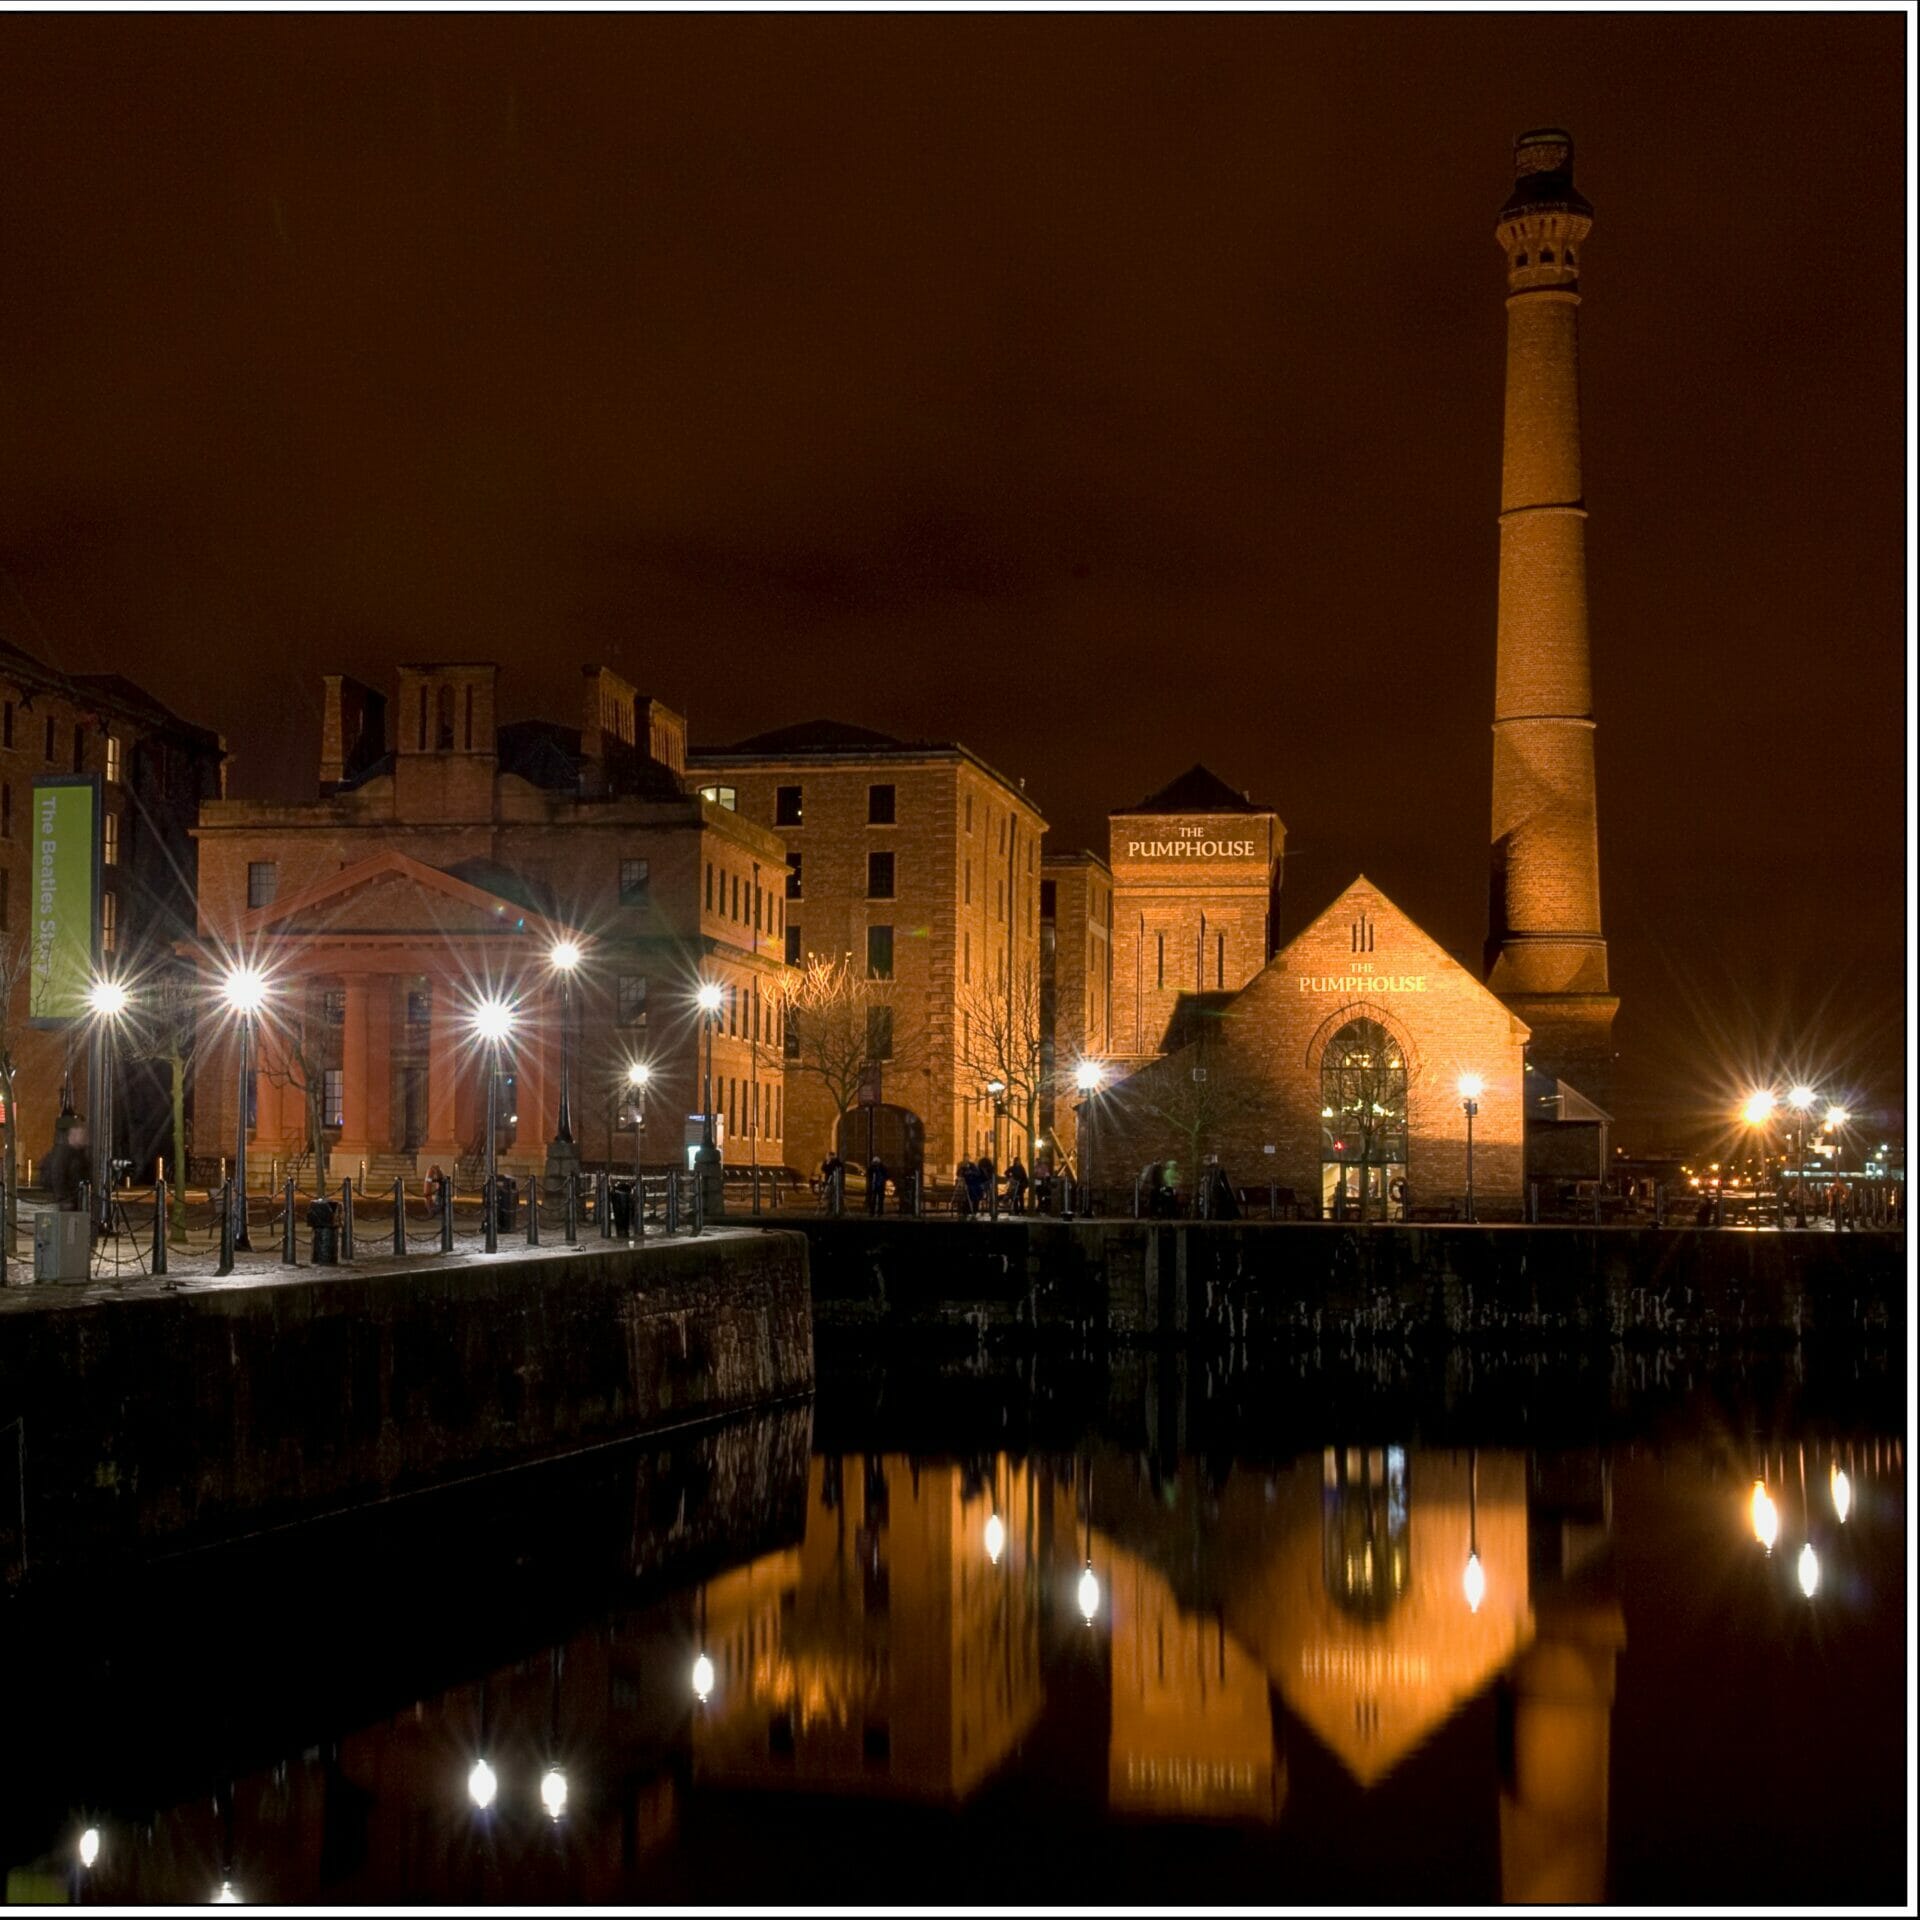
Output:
top-left (1039, 851), bottom-right (1112, 1172)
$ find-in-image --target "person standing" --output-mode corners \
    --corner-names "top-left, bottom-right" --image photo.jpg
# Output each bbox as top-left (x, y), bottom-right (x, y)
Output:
top-left (1004, 1155), bottom-right (1028, 1215)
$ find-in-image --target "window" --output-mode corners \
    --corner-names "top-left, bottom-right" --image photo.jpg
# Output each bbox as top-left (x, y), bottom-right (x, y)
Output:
top-left (731, 873), bottom-right (740, 920)
top-left (1156, 931), bottom-right (1165, 988)
top-left (867, 783), bottom-right (895, 825)
top-left (753, 880), bottom-right (762, 932)
top-left (434, 685), bottom-right (454, 750)
top-left (0, 783), bottom-right (9, 839)
top-left (785, 924), bottom-right (801, 966)
top-left (867, 851), bottom-right (895, 899)
top-left (101, 813), bottom-right (119, 866)
top-left (0, 870), bottom-right (8, 930)
top-left (1351, 916), bottom-right (1375, 955)
top-left (104, 735), bottom-right (122, 785)
top-left (44, 715), bottom-right (56, 761)
top-left (407, 988), bottom-right (432, 1026)
top-left (698, 784), bottom-right (737, 811)
top-left (867, 1006), bottom-right (894, 1062)
top-left (1, 702), bottom-right (11, 748)
top-left (963, 929), bottom-right (970, 983)
top-left (620, 857), bottom-right (651, 903)
top-left (995, 879), bottom-right (1003, 921)
top-left (100, 890), bottom-right (117, 953)
top-left (617, 975), bottom-right (648, 1028)
top-left (705, 862), bottom-right (714, 912)
top-left (775, 785), bottom-right (803, 827)
top-left (1217, 932), bottom-right (1226, 988)
top-left (323, 1069), bottom-right (345, 1130)
top-left (866, 924), bottom-right (894, 979)
top-left (1320, 1017), bottom-right (1409, 1174)
top-left (787, 853), bottom-right (802, 900)
top-left (247, 861), bottom-right (278, 908)
top-left (324, 989), bottom-right (346, 1026)
top-left (1040, 880), bottom-right (1056, 919)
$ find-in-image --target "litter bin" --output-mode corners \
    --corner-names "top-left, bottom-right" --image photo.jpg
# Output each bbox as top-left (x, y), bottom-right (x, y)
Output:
top-left (608, 1179), bottom-right (634, 1237)
top-left (308, 1196), bottom-right (341, 1266)
top-left (493, 1175), bottom-right (518, 1232)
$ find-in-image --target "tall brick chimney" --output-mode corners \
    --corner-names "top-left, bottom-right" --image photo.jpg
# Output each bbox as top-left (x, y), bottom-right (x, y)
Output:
top-left (1484, 128), bottom-right (1617, 1109)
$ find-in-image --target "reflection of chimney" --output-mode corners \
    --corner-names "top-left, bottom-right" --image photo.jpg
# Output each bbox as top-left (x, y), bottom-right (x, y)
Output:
top-left (1499, 1593), bottom-right (1626, 1904)
top-left (319, 674), bottom-right (387, 793)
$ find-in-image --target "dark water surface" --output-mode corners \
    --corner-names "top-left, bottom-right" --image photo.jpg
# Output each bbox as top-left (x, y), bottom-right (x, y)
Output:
top-left (3, 1344), bottom-right (1906, 1907)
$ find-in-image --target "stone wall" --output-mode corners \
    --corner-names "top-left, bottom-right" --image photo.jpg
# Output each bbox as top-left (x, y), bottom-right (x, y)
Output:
top-left (0, 1233), bottom-right (812, 1580)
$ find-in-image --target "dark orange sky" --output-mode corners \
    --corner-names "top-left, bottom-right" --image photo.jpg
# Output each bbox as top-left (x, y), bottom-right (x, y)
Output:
top-left (0, 12), bottom-right (1907, 1145)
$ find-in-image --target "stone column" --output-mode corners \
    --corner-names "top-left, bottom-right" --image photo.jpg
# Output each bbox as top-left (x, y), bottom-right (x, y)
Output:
top-left (333, 976), bottom-right (372, 1168)
top-left (422, 984), bottom-right (461, 1167)
top-left (361, 978), bottom-right (393, 1155)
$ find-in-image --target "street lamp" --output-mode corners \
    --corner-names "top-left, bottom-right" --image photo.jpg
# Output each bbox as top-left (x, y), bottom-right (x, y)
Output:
top-left (1074, 1059), bottom-right (1104, 1215)
top-left (1458, 1073), bottom-right (1483, 1223)
top-left (86, 977), bottom-right (131, 1235)
top-left (1786, 1085), bottom-right (1816, 1225)
top-left (625, 1061), bottom-right (650, 1239)
top-left (696, 982), bottom-right (723, 1148)
top-left (220, 963), bottom-right (270, 1255)
top-left (469, 996), bottom-right (517, 1254)
top-left (549, 939), bottom-right (582, 1159)
top-left (986, 1079), bottom-right (1007, 1220)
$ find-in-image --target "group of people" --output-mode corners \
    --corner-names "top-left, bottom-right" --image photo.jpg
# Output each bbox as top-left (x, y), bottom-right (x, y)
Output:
top-left (952, 1154), bottom-right (1031, 1217)
top-left (818, 1151), bottom-right (897, 1215)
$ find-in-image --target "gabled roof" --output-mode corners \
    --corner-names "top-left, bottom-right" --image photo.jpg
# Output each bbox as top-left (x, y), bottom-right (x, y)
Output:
top-left (232, 849), bottom-right (569, 945)
top-left (722, 718), bottom-right (906, 754)
top-left (1118, 763), bottom-right (1270, 816)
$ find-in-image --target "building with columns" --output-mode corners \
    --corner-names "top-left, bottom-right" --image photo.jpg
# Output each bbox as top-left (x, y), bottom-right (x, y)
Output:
top-left (192, 662), bottom-right (788, 1186)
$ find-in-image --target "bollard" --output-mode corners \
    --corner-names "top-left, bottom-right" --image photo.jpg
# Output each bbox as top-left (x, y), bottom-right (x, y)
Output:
top-left (666, 1170), bottom-right (680, 1234)
top-left (1132, 1175), bottom-right (1143, 1219)
top-left (597, 1169), bottom-right (612, 1240)
top-left (565, 1171), bottom-right (579, 1244)
top-left (217, 1178), bottom-right (235, 1275)
top-left (912, 1168), bottom-right (923, 1218)
top-left (483, 1175), bottom-right (498, 1255)
top-left (152, 1178), bottom-right (169, 1276)
top-left (440, 1174), bottom-right (455, 1254)
top-left (341, 1178), bottom-right (355, 1260)
top-left (393, 1176), bottom-right (406, 1258)
top-left (527, 1176), bottom-right (541, 1247)
top-left (282, 1177), bottom-right (298, 1266)
top-left (635, 1173), bottom-right (647, 1243)
top-left (692, 1168), bottom-right (705, 1236)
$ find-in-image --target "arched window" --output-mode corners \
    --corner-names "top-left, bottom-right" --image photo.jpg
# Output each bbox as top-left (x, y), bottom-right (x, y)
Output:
top-left (1320, 1017), bottom-right (1408, 1177)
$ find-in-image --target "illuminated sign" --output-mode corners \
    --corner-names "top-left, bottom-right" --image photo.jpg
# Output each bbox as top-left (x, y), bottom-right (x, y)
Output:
top-left (28, 777), bottom-right (101, 1029)
top-left (1123, 823), bottom-right (1262, 859)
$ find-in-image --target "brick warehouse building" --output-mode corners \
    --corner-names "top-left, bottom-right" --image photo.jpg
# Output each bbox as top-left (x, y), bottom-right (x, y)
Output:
top-left (1, 637), bottom-right (226, 1185)
top-left (192, 662), bottom-right (788, 1186)
top-left (687, 722), bottom-right (1045, 1188)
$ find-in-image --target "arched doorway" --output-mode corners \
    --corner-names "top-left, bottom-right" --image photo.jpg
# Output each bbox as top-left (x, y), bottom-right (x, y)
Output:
top-left (1320, 1017), bottom-right (1408, 1221)
top-left (836, 1103), bottom-right (925, 1183)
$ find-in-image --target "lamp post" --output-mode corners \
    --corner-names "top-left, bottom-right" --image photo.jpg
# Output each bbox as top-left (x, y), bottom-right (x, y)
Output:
top-left (1458, 1073), bottom-right (1483, 1223)
top-left (1785, 1085), bottom-right (1817, 1226)
top-left (986, 1079), bottom-right (1006, 1221)
top-left (549, 939), bottom-right (581, 1162)
top-left (86, 977), bottom-right (130, 1236)
top-left (626, 1060), bottom-right (650, 1239)
top-left (1739, 1089), bottom-right (1777, 1225)
top-left (1463, 1447), bottom-right (1486, 1611)
top-left (1074, 1059), bottom-right (1103, 1216)
top-left (221, 964), bottom-right (270, 1253)
top-left (470, 996), bottom-right (516, 1254)
top-left (694, 981), bottom-right (724, 1222)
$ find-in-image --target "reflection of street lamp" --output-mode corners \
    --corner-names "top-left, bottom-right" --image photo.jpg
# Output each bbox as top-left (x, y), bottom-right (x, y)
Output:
top-left (692, 1580), bottom-right (714, 1703)
top-left (1750, 1479), bottom-right (1780, 1553)
top-left (549, 940), bottom-right (581, 1153)
top-left (467, 1757), bottom-right (498, 1811)
top-left (220, 964), bottom-right (270, 1255)
top-left (1463, 1446), bottom-right (1485, 1611)
top-left (1830, 1464), bottom-right (1852, 1524)
top-left (78, 1829), bottom-right (100, 1872)
top-left (1458, 1074), bottom-right (1483, 1223)
top-left (625, 1061), bottom-right (650, 1238)
top-left (540, 1766), bottom-right (569, 1822)
top-left (985, 1510), bottom-right (1005, 1566)
top-left (1074, 1059), bottom-right (1104, 1213)
top-left (469, 997), bottom-right (516, 1255)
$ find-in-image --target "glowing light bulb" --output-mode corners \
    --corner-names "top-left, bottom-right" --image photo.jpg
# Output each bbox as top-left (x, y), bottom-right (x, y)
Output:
top-left (550, 939), bottom-right (581, 972)
top-left (696, 982), bottom-right (723, 1015)
top-left (88, 979), bottom-right (129, 1019)
top-left (1463, 1551), bottom-right (1487, 1613)
top-left (984, 1512), bottom-right (1006, 1565)
top-left (627, 1061), bottom-right (650, 1089)
top-left (1751, 1481), bottom-right (1780, 1552)
top-left (78, 1828), bottom-right (100, 1871)
top-left (540, 1765), bottom-right (569, 1820)
top-left (1457, 1072), bottom-right (1484, 1102)
top-left (1077, 1563), bottom-right (1100, 1622)
top-left (467, 1757), bottom-right (498, 1810)
top-left (469, 997), bottom-right (515, 1046)
top-left (692, 1653), bottom-right (715, 1703)
top-left (1787, 1085), bottom-right (1816, 1113)
top-left (221, 965), bottom-right (269, 1016)
top-left (1074, 1060), bottom-right (1103, 1093)
top-left (1797, 1542), bottom-right (1820, 1598)
top-left (1831, 1466), bottom-right (1852, 1524)
top-left (214, 1880), bottom-right (240, 1903)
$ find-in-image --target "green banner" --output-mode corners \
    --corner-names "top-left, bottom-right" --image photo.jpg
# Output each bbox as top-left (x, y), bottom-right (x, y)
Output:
top-left (28, 777), bottom-right (100, 1028)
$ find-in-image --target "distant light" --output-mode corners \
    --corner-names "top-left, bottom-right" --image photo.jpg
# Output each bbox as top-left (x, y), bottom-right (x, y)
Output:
top-left (987, 1079), bottom-right (1007, 1097)
top-left (221, 964), bottom-right (269, 1016)
top-left (1831, 1466), bottom-right (1852, 1524)
top-left (1825, 1105), bottom-right (1848, 1128)
top-left (1741, 1092), bottom-right (1776, 1126)
top-left (1457, 1072), bottom-right (1485, 1102)
top-left (696, 982), bottom-right (723, 1015)
top-left (984, 1512), bottom-right (1006, 1565)
top-left (1463, 1551), bottom-right (1487, 1613)
top-left (540, 1766), bottom-right (569, 1821)
top-left (627, 1061), bottom-right (651, 1089)
top-left (468, 1757), bottom-right (498, 1810)
top-left (469, 998), bottom-right (516, 1046)
top-left (1077, 1563), bottom-right (1100, 1622)
top-left (1797, 1542), bottom-right (1820, 1599)
top-left (692, 1653), bottom-right (716, 1703)
top-left (1074, 1060), bottom-right (1104, 1093)
top-left (1787, 1085), bottom-right (1816, 1113)
top-left (88, 978), bottom-right (130, 1019)
top-left (78, 1829), bottom-right (100, 1871)
top-left (1751, 1481), bottom-right (1780, 1552)
top-left (550, 939), bottom-right (582, 973)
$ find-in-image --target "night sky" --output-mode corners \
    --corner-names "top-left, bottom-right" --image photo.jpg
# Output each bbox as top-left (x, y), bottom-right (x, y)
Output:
top-left (0, 13), bottom-right (1907, 1146)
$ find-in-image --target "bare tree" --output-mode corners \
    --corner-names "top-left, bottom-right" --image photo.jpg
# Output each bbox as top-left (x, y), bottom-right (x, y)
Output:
top-left (1118, 1016), bottom-right (1253, 1204)
top-left (258, 991), bottom-right (337, 1191)
top-left (1317, 1016), bottom-right (1416, 1223)
top-left (776, 953), bottom-right (926, 1161)
top-left (956, 964), bottom-right (1044, 1165)
top-left (127, 971), bottom-right (200, 1243)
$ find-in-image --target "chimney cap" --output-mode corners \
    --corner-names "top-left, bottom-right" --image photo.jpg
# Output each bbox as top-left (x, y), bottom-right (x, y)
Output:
top-left (1514, 128), bottom-right (1574, 175)
top-left (1501, 127), bottom-right (1592, 223)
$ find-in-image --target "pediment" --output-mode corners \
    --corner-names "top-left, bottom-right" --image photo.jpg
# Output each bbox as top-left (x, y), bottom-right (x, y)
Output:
top-left (246, 852), bottom-right (557, 943)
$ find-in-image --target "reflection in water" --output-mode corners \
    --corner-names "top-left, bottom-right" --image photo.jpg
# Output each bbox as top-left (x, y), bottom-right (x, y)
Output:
top-left (14, 1414), bottom-right (1907, 1906)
